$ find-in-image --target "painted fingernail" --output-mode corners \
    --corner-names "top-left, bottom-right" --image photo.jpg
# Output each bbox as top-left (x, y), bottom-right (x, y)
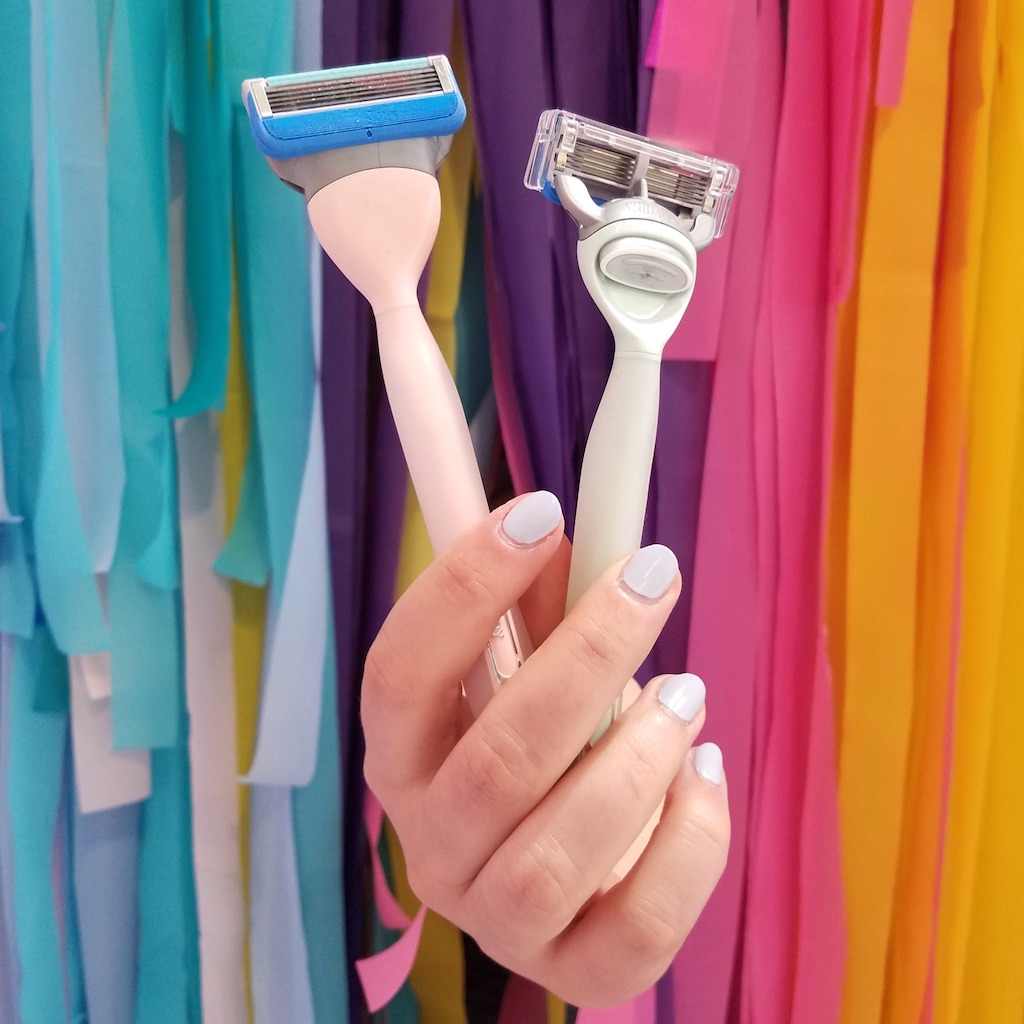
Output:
top-left (621, 544), bottom-right (678, 600)
top-left (501, 490), bottom-right (562, 546)
top-left (658, 673), bottom-right (706, 723)
top-left (695, 743), bottom-right (724, 786)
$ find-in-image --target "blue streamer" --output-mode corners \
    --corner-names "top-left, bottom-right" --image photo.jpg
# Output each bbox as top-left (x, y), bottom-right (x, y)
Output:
top-left (293, 618), bottom-right (350, 1024)
top-left (7, 629), bottom-right (69, 1024)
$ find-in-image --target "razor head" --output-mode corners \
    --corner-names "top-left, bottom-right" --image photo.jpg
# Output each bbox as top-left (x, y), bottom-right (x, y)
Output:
top-left (525, 110), bottom-right (739, 238)
top-left (242, 55), bottom-right (466, 160)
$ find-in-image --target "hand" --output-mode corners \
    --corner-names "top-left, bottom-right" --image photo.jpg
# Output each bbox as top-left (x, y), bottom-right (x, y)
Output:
top-left (361, 490), bottom-right (730, 1007)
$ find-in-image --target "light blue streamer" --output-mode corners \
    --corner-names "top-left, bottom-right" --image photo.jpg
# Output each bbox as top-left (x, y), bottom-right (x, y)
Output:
top-left (293, 619), bottom-right (350, 1024)
top-left (243, 386), bottom-right (327, 785)
top-left (136, 745), bottom-right (202, 1024)
top-left (72, 794), bottom-right (141, 1024)
top-left (7, 629), bottom-right (69, 1024)
top-left (29, 0), bottom-right (108, 654)
top-left (249, 785), bottom-right (315, 1024)
top-left (0, 635), bottom-right (23, 1024)
top-left (165, 0), bottom-right (233, 417)
top-left (50, 0), bottom-right (126, 574)
top-left (58, 765), bottom-right (88, 1024)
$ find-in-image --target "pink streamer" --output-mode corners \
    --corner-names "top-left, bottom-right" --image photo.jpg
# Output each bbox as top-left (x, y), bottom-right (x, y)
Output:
top-left (876, 0), bottom-right (916, 107)
top-left (577, 985), bottom-right (656, 1024)
top-left (355, 905), bottom-right (428, 1013)
top-left (354, 790), bottom-right (423, 1011)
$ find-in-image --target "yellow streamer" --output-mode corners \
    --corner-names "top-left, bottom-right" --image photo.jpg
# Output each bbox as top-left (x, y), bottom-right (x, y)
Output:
top-left (881, 0), bottom-right (995, 1018)
top-left (837, 1), bottom-right (954, 1021)
top-left (934, 0), bottom-right (1024, 1016)
top-left (222, 272), bottom-right (264, 1024)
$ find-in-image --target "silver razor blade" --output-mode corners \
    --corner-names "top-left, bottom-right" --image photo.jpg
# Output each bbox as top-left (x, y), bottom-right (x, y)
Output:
top-left (525, 110), bottom-right (739, 237)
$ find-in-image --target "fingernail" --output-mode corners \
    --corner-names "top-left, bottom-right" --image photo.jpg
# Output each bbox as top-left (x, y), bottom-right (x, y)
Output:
top-left (695, 743), bottom-right (724, 786)
top-left (658, 672), bottom-right (705, 723)
top-left (501, 491), bottom-right (562, 546)
top-left (621, 544), bottom-right (678, 600)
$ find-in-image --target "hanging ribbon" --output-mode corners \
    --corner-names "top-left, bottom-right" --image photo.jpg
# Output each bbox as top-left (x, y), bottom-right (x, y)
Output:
top-left (0, 636), bottom-right (21, 1023)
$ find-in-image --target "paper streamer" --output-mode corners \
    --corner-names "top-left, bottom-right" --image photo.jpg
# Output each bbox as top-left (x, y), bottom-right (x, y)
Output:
top-left (248, 786), bottom-right (315, 1024)
top-left (171, 142), bottom-right (249, 1024)
top-left (7, 630), bottom-right (69, 1024)
top-left (0, 635), bottom-right (21, 1024)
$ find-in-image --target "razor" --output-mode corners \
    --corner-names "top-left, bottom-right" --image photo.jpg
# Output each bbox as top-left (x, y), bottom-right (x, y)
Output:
top-left (526, 110), bottom-right (739, 745)
top-left (243, 56), bottom-right (529, 717)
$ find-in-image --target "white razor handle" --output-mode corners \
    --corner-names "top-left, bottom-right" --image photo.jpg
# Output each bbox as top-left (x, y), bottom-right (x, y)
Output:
top-left (308, 169), bottom-right (528, 717)
top-left (566, 209), bottom-right (698, 746)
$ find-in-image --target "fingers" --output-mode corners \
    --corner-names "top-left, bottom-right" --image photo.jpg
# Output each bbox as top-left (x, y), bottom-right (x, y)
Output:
top-left (516, 533), bottom-right (572, 645)
top-left (462, 673), bottom-right (707, 950)
top-left (361, 490), bottom-right (564, 804)
top-left (420, 549), bottom-right (682, 891)
top-left (549, 744), bottom-right (730, 1007)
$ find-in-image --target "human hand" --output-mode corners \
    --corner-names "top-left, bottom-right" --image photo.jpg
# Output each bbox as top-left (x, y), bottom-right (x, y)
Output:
top-left (361, 490), bottom-right (730, 1007)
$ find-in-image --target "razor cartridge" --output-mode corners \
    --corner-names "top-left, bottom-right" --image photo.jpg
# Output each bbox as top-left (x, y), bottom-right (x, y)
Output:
top-left (525, 109), bottom-right (739, 239)
top-left (242, 55), bottom-right (466, 160)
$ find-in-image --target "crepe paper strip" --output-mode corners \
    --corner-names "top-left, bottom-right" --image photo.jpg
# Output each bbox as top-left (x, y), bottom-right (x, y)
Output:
top-left (247, 785), bottom-right (315, 1024)
top-left (643, 0), bottom-right (665, 68)
top-left (881, 2), bottom-right (991, 1016)
top-left (242, 387), bottom-right (328, 786)
top-left (215, 430), bottom-right (272, 587)
top-left (576, 986), bottom-right (656, 1024)
top-left (0, 636), bottom-right (22, 1024)
top-left (356, 905), bottom-right (429, 1013)
top-left (835, 1), bottom-right (955, 1020)
top-left (293, 621), bottom-right (351, 1024)
top-left (934, 7), bottom-right (1024, 1017)
top-left (135, 745), bottom-right (203, 1024)
top-left (7, 630), bottom-right (69, 1024)
top-left (170, 165), bottom-right (250, 1024)
top-left (28, 0), bottom-right (108, 655)
top-left (165, 0), bottom-right (233, 418)
top-left (875, 0), bottom-right (916, 107)
top-left (70, 798), bottom-right (141, 1024)
top-left (69, 655), bottom-right (151, 812)
top-left (364, 793), bottom-right (413, 931)
top-left (495, 974), bottom-right (547, 1024)
top-left (671, 4), bottom-right (783, 1018)
top-left (56, 767), bottom-right (86, 1022)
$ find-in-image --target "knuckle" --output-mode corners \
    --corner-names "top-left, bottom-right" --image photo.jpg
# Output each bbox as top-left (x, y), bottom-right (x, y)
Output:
top-left (618, 729), bottom-right (664, 804)
top-left (361, 638), bottom-right (413, 714)
top-left (437, 550), bottom-right (492, 609)
top-left (501, 837), bottom-right (579, 926)
top-left (567, 613), bottom-right (626, 677)
top-left (618, 894), bottom-right (687, 963)
top-left (458, 719), bottom-right (538, 810)
top-left (673, 804), bottom-right (731, 876)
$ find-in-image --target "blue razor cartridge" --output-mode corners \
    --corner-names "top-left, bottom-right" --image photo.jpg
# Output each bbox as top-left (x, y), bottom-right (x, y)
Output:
top-left (242, 55), bottom-right (467, 160)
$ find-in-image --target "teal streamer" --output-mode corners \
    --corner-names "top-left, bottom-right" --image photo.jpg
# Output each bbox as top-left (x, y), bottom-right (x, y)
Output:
top-left (214, 426), bottom-right (271, 586)
top-left (293, 617), bottom-right (350, 1024)
top-left (135, 743), bottom-right (202, 1023)
top-left (30, 0), bottom-right (108, 654)
top-left (231, 106), bottom-right (314, 598)
top-left (165, 0), bottom-right (233, 418)
top-left (59, 768), bottom-right (88, 1024)
top-left (455, 191), bottom-right (494, 424)
top-left (0, 226), bottom-right (38, 640)
top-left (8, 629), bottom-right (68, 1024)
top-left (30, 625), bottom-right (68, 713)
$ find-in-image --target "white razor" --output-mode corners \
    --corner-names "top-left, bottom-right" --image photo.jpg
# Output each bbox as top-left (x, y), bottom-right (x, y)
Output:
top-left (526, 110), bottom-right (739, 745)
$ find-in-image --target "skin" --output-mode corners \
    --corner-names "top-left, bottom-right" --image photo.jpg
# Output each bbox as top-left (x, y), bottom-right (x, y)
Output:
top-left (361, 492), bottom-right (731, 1008)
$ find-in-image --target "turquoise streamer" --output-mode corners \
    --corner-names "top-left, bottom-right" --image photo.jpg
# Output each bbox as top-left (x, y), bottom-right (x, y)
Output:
top-left (59, 770), bottom-right (88, 1024)
top-left (0, 234), bottom-right (38, 640)
top-left (7, 629), bottom-right (69, 1024)
top-left (165, 0), bottom-right (233, 418)
top-left (0, 636), bottom-right (22, 1024)
top-left (455, 191), bottom-right (494, 424)
top-left (214, 428), bottom-right (271, 586)
top-left (29, 0), bottom-right (108, 654)
top-left (136, 741), bottom-right (202, 1024)
top-left (293, 618), bottom-right (350, 1024)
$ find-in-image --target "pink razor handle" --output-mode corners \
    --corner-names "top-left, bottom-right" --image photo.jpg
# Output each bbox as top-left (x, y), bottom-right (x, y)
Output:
top-left (308, 167), bottom-right (529, 716)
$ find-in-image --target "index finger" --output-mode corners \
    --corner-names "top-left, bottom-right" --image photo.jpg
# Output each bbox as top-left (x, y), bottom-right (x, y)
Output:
top-left (361, 490), bottom-right (564, 808)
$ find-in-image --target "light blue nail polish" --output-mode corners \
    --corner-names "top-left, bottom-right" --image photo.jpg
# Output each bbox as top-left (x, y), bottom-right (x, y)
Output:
top-left (658, 673), bottom-right (706, 723)
top-left (621, 544), bottom-right (678, 599)
top-left (695, 743), bottom-right (724, 785)
top-left (501, 490), bottom-right (562, 546)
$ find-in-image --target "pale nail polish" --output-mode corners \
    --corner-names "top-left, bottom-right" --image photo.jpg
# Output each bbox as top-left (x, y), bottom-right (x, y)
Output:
top-left (658, 673), bottom-right (706, 723)
top-left (621, 544), bottom-right (678, 599)
top-left (695, 743), bottom-right (724, 785)
top-left (501, 491), bottom-right (562, 546)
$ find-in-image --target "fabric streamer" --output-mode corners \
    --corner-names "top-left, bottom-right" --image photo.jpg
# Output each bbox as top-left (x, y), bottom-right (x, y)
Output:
top-left (0, 635), bottom-right (21, 1024)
